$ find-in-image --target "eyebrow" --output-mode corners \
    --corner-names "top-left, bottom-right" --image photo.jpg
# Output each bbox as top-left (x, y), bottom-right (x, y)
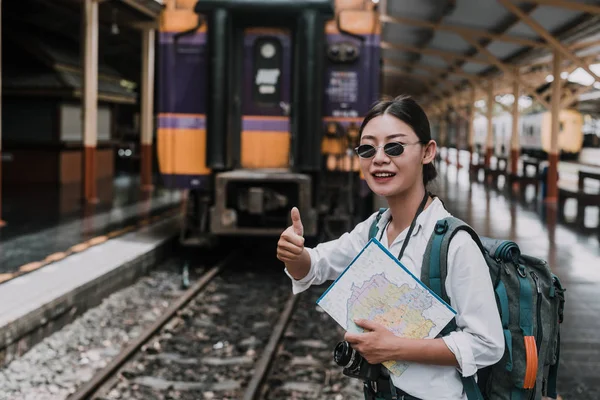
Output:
top-left (361, 133), bottom-right (408, 140)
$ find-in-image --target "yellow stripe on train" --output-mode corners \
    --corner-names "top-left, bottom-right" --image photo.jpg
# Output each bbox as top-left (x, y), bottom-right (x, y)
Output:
top-left (241, 131), bottom-right (291, 169)
top-left (157, 128), bottom-right (211, 175)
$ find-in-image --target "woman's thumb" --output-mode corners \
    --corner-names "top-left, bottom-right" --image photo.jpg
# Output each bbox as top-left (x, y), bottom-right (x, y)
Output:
top-left (291, 207), bottom-right (304, 236)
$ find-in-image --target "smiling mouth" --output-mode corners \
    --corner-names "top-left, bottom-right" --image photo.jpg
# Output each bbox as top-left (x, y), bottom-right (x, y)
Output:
top-left (372, 172), bottom-right (396, 178)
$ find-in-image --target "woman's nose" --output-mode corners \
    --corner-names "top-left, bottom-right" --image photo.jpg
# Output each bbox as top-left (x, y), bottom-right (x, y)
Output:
top-left (372, 146), bottom-right (389, 163)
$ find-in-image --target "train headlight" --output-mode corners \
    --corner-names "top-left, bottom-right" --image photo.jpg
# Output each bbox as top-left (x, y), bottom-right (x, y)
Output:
top-left (260, 43), bottom-right (276, 59)
top-left (221, 209), bottom-right (237, 228)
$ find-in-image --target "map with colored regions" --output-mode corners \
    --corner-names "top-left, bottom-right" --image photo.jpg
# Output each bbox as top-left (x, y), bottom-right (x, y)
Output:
top-left (317, 239), bottom-right (456, 377)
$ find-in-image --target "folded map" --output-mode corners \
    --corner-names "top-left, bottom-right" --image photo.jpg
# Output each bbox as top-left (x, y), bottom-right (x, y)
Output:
top-left (316, 238), bottom-right (457, 376)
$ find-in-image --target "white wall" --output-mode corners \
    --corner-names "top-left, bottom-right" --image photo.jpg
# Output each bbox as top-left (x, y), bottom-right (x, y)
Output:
top-left (60, 103), bottom-right (111, 142)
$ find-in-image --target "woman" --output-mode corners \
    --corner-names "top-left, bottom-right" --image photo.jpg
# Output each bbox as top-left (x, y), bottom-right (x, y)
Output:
top-left (276, 95), bottom-right (504, 400)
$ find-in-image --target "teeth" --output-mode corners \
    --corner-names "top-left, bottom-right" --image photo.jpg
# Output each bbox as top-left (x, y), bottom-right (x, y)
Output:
top-left (374, 173), bottom-right (394, 178)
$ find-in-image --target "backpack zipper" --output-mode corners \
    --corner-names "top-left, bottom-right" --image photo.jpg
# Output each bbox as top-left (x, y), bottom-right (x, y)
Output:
top-left (530, 271), bottom-right (543, 351)
top-left (503, 261), bottom-right (511, 275)
top-left (529, 271), bottom-right (543, 399)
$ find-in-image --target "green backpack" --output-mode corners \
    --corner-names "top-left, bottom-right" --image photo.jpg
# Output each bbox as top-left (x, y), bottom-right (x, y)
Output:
top-left (369, 209), bottom-right (565, 400)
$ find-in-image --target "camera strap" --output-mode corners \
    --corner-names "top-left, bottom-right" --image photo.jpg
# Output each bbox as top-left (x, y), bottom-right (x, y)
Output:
top-left (378, 191), bottom-right (430, 262)
top-left (364, 379), bottom-right (421, 400)
top-left (388, 380), bottom-right (399, 399)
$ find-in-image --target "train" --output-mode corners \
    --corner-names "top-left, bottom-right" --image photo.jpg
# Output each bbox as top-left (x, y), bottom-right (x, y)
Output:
top-left (472, 109), bottom-right (584, 159)
top-left (156, 0), bottom-right (380, 242)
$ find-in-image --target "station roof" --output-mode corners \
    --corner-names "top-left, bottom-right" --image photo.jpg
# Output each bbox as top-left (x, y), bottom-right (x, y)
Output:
top-left (113, 0), bottom-right (164, 19)
top-left (3, 30), bottom-right (137, 104)
top-left (4, 0), bottom-right (164, 87)
top-left (379, 0), bottom-right (600, 114)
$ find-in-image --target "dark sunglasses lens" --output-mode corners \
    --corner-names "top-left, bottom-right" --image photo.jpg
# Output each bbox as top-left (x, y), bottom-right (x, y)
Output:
top-left (356, 145), bottom-right (376, 158)
top-left (384, 142), bottom-right (404, 156)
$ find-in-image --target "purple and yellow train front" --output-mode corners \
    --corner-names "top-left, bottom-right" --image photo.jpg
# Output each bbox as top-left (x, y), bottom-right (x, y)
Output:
top-left (158, 11), bottom-right (209, 190)
top-left (157, 0), bottom-right (380, 239)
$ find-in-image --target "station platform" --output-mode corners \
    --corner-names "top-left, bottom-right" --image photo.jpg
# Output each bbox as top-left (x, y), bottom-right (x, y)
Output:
top-left (435, 161), bottom-right (600, 399)
top-left (0, 174), bottom-right (183, 365)
top-left (0, 174), bottom-right (183, 282)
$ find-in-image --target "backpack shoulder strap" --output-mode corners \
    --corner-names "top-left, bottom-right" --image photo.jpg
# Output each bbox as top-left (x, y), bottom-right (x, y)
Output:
top-left (421, 216), bottom-right (485, 304)
top-left (368, 208), bottom-right (388, 240)
top-left (422, 216), bottom-right (486, 400)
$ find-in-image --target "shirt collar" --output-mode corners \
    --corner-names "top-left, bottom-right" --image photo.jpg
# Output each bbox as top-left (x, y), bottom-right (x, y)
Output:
top-left (375, 197), bottom-right (446, 242)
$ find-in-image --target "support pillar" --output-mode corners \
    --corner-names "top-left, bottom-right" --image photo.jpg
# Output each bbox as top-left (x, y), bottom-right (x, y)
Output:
top-left (485, 81), bottom-right (494, 168)
top-left (440, 118), bottom-right (448, 163)
top-left (206, 8), bottom-right (229, 169)
top-left (438, 109), bottom-right (447, 163)
top-left (296, 8), bottom-right (325, 171)
top-left (510, 70), bottom-right (520, 175)
top-left (546, 50), bottom-right (561, 203)
top-left (83, 0), bottom-right (99, 204)
top-left (467, 87), bottom-right (475, 167)
top-left (141, 28), bottom-right (156, 191)
top-left (0, 0), bottom-right (5, 227)
top-left (456, 115), bottom-right (462, 169)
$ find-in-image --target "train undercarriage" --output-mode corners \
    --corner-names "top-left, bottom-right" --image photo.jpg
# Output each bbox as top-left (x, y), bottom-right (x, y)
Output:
top-left (179, 167), bottom-right (369, 246)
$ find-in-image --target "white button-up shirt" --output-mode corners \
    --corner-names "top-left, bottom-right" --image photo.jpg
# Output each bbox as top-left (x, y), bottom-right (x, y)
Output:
top-left (285, 198), bottom-right (504, 400)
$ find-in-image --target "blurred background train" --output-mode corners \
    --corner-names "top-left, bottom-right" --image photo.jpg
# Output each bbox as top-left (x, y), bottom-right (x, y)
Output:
top-left (472, 110), bottom-right (584, 160)
top-left (156, 0), bottom-right (380, 243)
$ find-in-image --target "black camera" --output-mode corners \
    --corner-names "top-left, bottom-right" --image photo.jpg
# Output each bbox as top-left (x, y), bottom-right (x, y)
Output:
top-left (333, 341), bottom-right (381, 381)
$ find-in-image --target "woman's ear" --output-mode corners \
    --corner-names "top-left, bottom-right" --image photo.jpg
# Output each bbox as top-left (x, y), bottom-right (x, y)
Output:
top-left (423, 140), bottom-right (437, 164)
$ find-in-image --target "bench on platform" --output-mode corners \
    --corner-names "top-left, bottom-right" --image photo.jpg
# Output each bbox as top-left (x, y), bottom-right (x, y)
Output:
top-left (469, 153), bottom-right (486, 182)
top-left (558, 170), bottom-right (600, 231)
top-left (508, 158), bottom-right (541, 196)
top-left (484, 156), bottom-right (508, 187)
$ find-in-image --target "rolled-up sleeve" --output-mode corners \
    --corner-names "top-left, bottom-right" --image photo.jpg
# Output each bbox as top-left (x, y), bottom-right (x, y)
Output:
top-left (284, 212), bottom-right (378, 294)
top-left (441, 231), bottom-right (505, 377)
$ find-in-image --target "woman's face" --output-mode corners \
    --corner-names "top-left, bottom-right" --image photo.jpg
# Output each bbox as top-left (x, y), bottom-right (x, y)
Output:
top-left (358, 113), bottom-right (436, 198)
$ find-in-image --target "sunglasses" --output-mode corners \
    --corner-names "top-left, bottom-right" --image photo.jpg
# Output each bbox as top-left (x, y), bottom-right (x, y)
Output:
top-left (354, 141), bottom-right (423, 159)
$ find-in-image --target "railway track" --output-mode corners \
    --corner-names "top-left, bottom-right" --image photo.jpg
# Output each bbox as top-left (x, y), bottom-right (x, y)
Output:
top-left (2, 236), bottom-right (362, 400)
top-left (67, 252), bottom-right (236, 400)
top-left (242, 293), bottom-right (298, 400)
top-left (66, 244), bottom-right (301, 400)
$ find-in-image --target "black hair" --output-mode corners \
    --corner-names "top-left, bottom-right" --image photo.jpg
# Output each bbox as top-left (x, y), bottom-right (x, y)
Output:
top-left (359, 95), bottom-right (437, 186)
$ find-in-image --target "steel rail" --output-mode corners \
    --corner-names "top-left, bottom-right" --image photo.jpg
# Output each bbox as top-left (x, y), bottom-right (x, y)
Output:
top-left (67, 251), bottom-right (239, 400)
top-left (242, 292), bottom-right (300, 400)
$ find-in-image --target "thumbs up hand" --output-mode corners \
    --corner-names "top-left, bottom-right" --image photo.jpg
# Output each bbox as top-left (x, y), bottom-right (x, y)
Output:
top-left (277, 207), bottom-right (306, 264)
top-left (291, 207), bottom-right (304, 236)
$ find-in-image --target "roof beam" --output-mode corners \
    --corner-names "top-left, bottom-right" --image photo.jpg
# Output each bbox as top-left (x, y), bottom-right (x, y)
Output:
top-left (380, 14), bottom-right (546, 48)
top-left (517, 54), bottom-right (597, 89)
top-left (449, 97), bottom-right (470, 121)
top-left (422, 4), bottom-right (538, 106)
top-left (381, 67), bottom-right (452, 96)
top-left (514, 0), bottom-right (600, 14)
top-left (499, 0), bottom-right (600, 83)
top-left (381, 67), bottom-right (448, 100)
top-left (381, 68), bottom-right (433, 82)
top-left (383, 58), bottom-right (478, 80)
top-left (385, 59), bottom-right (551, 100)
top-left (120, 0), bottom-right (162, 18)
top-left (496, 101), bottom-right (512, 114)
top-left (381, 41), bottom-right (491, 65)
top-left (536, 57), bottom-right (595, 99)
top-left (521, 48), bottom-right (600, 70)
top-left (459, 34), bottom-right (552, 109)
top-left (398, 6), bottom-right (451, 77)
top-left (429, 80), bottom-right (473, 110)
top-left (570, 38), bottom-right (600, 51)
top-left (561, 83), bottom-right (596, 108)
